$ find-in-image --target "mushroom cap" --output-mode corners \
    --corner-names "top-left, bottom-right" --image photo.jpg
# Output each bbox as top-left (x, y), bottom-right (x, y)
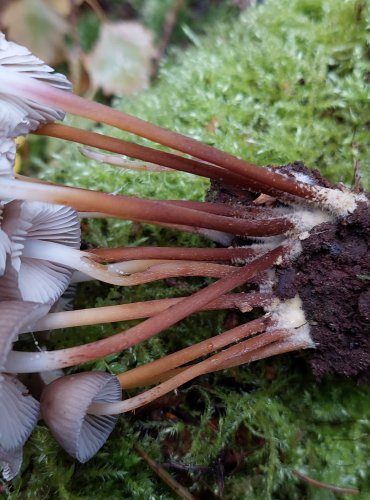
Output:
top-left (0, 32), bottom-right (71, 138)
top-left (0, 200), bottom-right (80, 304)
top-left (0, 206), bottom-right (11, 277)
top-left (0, 300), bottom-right (49, 370)
top-left (41, 372), bottom-right (121, 463)
top-left (0, 445), bottom-right (22, 481)
top-left (0, 138), bottom-right (16, 177)
top-left (0, 374), bottom-right (40, 451)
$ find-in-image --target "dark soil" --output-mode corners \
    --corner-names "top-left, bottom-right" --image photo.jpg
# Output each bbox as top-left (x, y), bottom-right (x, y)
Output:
top-left (277, 200), bottom-right (370, 384)
top-left (208, 162), bottom-right (370, 383)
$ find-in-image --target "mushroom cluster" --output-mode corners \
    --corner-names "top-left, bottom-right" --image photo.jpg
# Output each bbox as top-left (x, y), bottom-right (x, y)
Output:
top-left (0, 32), bottom-right (368, 480)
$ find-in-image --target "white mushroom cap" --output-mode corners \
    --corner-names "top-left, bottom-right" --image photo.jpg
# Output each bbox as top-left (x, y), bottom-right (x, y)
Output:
top-left (41, 372), bottom-right (121, 463)
top-left (0, 32), bottom-right (71, 138)
top-left (0, 374), bottom-right (40, 452)
top-left (0, 445), bottom-right (22, 481)
top-left (0, 200), bottom-right (80, 304)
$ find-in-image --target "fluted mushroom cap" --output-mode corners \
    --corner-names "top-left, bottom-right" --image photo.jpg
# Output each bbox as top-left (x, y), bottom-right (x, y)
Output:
top-left (0, 445), bottom-right (22, 481)
top-left (0, 374), bottom-right (40, 452)
top-left (0, 301), bottom-right (47, 455)
top-left (0, 138), bottom-right (16, 177)
top-left (41, 372), bottom-right (121, 463)
top-left (0, 200), bottom-right (80, 304)
top-left (0, 32), bottom-right (71, 138)
top-left (0, 300), bottom-right (49, 370)
top-left (0, 204), bottom-right (11, 277)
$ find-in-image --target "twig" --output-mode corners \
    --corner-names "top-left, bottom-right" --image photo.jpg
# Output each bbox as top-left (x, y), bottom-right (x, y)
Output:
top-left (153, 0), bottom-right (185, 78)
top-left (135, 446), bottom-right (196, 500)
top-left (294, 470), bottom-right (359, 495)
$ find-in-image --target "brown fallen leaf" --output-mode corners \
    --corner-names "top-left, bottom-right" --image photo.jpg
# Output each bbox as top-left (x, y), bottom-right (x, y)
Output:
top-left (2, 0), bottom-right (68, 65)
top-left (83, 21), bottom-right (157, 96)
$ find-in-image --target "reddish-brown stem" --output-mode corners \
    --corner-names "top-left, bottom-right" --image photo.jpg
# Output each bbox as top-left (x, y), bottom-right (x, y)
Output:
top-left (89, 246), bottom-right (258, 263)
top-left (167, 199), bottom-right (277, 218)
top-left (118, 316), bottom-right (269, 388)
top-left (2, 178), bottom-right (293, 236)
top-left (5, 73), bottom-right (316, 199)
top-left (7, 245), bottom-right (285, 372)
top-left (30, 293), bottom-right (272, 332)
top-left (85, 260), bottom-right (236, 286)
top-left (89, 328), bottom-right (288, 415)
top-left (208, 335), bottom-right (313, 372)
top-left (36, 123), bottom-right (257, 190)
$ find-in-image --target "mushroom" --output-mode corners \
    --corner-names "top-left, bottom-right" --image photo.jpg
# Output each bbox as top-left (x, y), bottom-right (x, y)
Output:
top-left (0, 374), bottom-right (40, 452)
top-left (0, 445), bottom-right (22, 481)
top-left (41, 371), bottom-right (121, 462)
top-left (19, 292), bottom-right (269, 332)
top-left (5, 245), bottom-right (286, 373)
top-left (0, 198), bottom-right (251, 290)
top-left (0, 199), bottom-right (80, 304)
top-left (0, 204), bottom-right (11, 277)
top-left (0, 39), bottom-right (367, 217)
top-left (0, 138), bottom-right (16, 178)
top-left (0, 300), bottom-right (49, 454)
top-left (0, 32), bottom-right (71, 139)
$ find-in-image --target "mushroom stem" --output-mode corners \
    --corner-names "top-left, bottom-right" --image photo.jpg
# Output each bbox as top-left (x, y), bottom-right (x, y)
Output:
top-left (5, 246), bottom-right (285, 372)
top-left (0, 178), bottom-right (293, 237)
top-left (209, 331), bottom-right (315, 372)
top-left (36, 124), bottom-right (257, 190)
top-left (89, 260), bottom-right (236, 285)
top-left (120, 326), bottom-right (315, 389)
top-left (88, 328), bottom-right (289, 415)
top-left (0, 67), bottom-right (319, 200)
top-left (26, 293), bottom-right (272, 332)
top-left (88, 246), bottom-right (259, 263)
top-left (22, 239), bottom-right (245, 285)
top-left (21, 239), bottom-right (173, 284)
top-left (117, 316), bottom-right (270, 389)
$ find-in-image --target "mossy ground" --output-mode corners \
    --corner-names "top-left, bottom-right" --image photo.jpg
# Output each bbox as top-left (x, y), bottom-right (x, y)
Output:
top-left (6, 0), bottom-right (370, 498)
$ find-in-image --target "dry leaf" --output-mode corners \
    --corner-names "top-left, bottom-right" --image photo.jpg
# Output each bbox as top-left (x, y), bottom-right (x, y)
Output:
top-left (83, 21), bottom-right (157, 96)
top-left (2, 0), bottom-right (68, 65)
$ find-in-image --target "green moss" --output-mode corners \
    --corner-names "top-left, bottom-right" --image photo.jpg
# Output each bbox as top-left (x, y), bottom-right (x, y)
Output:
top-left (10, 0), bottom-right (370, 498)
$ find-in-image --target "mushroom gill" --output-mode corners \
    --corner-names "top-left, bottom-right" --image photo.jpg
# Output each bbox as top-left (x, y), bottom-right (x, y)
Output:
top-left (41, 371), bottom-right (121, 463)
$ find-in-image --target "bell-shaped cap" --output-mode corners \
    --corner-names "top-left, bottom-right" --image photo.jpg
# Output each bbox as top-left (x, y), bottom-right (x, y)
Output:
top-left (0, 445), bottom-right (22, 481)
top-left (0, 374), bottom-right (40, 452)
top-left (41, 372), bottom-right (121, 463)
top-left (0, 32), bottom-right (71, 138)
top-left (0, 200), bottom-right (80, 304)
top-left (0, 300), bottom-right (49, 370)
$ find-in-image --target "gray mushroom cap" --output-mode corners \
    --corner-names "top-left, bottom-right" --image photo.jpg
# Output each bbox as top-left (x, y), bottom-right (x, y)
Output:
top-left (0, 300), bottom-right (49, 370)
top-left (0, 138), bottom-right (16, 178)
top-left (0, 32), bottom-right (71, 138)
top-left (0, 374), bottom-right (40, 452)
top-left (0, 200), bottom-right (80, 304)
top-left (0, 205), bottom-right (11, 277)
top-left (0, 301), bottom-right (48, 453)
top-left (0, 445), bottom-right (22, 481)
top-left (41, 372), bottom-right (121, 463)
